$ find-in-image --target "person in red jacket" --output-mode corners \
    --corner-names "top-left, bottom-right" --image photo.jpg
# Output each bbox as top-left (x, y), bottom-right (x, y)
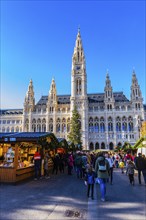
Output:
top-left (34, 151), bottom-right (41, 180)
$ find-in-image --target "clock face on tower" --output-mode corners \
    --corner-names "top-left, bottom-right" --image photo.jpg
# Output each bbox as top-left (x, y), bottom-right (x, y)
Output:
top-left (76, 66), bottom-right (80, 70)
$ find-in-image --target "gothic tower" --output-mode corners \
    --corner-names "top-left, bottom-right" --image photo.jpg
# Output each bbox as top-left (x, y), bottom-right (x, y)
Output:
top-left (24, 79), bottom-right (35, 112)
top-left (130, 70), bottom-right (143, 110)
top-left (23, 79), bottom-right (35, 131)
top-left (130, 70), bottom-right (144, 139)
top-left (70, 29), bottom-right (88, 149)
top-left (104, 72), bottom-right (115, 110)
top-left (46, 78), bottom-right (58, 133)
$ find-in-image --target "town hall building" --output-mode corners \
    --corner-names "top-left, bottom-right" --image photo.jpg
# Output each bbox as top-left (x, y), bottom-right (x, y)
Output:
top-left (0, 30), bottom-right (145, 150)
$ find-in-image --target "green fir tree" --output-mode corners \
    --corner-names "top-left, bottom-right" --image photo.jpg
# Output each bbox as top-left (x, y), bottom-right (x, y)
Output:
top-left (68, 106), bottom-right (82, 149)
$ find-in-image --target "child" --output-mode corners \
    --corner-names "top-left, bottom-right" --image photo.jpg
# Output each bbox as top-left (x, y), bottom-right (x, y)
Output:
top-left (119, 160), bottom-right (125, 174)
top-left (84, 165), bottom-right (95, 200)
top-left (127, 160), bottom-right (135, 185)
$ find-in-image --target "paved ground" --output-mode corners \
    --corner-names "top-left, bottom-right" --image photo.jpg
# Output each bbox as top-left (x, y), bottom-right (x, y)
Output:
top-left (0, 168), bottom-right (146, 220)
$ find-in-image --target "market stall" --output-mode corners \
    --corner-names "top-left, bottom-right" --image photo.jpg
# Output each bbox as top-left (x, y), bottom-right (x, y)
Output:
top-left (57, 138), bottom-right (69, 154)
top-left (0, 132), bottom-right (59, 183)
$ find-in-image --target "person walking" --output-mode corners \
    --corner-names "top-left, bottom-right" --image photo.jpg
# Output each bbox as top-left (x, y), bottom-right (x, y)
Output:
top-left (67, 152), bottom-right (74, 175)
top-left (127, 160), bottom-right (135, 185)
top-left (84, 165), bottom-right (95, 200)
top-left (135, 153), bottom-right (146, 185)
top-left (34, 150), bottom-right (41, 180)
top-left (44, 152), bottom-right (50, 179)
top-left (105, 153), bottom-right (114, 184)
top-left (95, 152), bottom-right (110, 202)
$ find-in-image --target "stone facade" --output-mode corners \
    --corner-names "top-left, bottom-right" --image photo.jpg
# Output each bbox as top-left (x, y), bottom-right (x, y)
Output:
top-left (0, 30), bottom-right (145, 150)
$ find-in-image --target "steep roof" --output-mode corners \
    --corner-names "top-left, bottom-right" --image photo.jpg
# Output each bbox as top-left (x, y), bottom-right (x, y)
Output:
top-left (0, 109), bottom-right (23, 115)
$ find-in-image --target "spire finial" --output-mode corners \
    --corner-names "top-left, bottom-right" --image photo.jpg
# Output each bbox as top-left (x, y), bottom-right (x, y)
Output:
top-left (78, 25), bottom-right (80, 33)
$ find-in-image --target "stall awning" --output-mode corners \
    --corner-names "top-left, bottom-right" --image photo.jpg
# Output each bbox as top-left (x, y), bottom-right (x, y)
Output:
top-left (57, 138), bottom-right (69, 149)
top-left (0, 132), bottom-right (59, 147)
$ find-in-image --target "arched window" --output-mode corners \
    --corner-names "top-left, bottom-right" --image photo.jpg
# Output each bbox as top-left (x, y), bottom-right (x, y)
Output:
top-left (6, 127), bottom-right (10, 132)
top-left (11, 127), bottom-right (14, 132)
top-left (76, 78), bottom-right (82, 95)
top-left (101, 142), bottom-right (105, 149)
top-left (108, 117), bottom-right (113, 132)
top-left (109, 142), bottom-right (114, 150)
top-left (37, 124), bottom-right (41, 132)
top-left (89, 142), bottom-right (94, 151)
top-left (89, 117), bottom-right (94, 132)
top-left (100, 117), bottom-right (105, 132)
top-left (42, 124), bottom-right (46, 132)
top-left (95, 142), bottom-right (99, 149)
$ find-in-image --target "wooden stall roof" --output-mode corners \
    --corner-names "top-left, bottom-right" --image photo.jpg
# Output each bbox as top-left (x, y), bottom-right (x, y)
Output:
top-left (57, 138), bottom-right (69, 148)
top-left (0, 132), bottom-right (59, 146)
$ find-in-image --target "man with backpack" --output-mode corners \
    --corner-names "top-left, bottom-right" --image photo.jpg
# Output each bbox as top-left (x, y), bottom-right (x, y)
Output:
top-left (95, 152), bottom-right (110, 202)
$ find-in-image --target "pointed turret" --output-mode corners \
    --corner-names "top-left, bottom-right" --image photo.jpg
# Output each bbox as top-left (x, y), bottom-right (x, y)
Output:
top-left (47, 78), bottom-right (57, 111)
top-left (72, 28), bottom-right (85, 67)
top-left (130, 70), bottom-right (143, 109)
top-left (71, 29), bottom-right (87, 99)
top-left (24, 79), bottom-right (35, 112)
top-left (104, 71), bottom-right (115, 110)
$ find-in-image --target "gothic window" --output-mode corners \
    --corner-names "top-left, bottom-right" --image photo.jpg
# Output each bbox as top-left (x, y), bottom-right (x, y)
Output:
top-left (42, 124), bottom-right (46, 132)
top-left (37, 118), bottom-right (41, 124)
top-left (116, 122), bottom-right (121, 132)
top-left (100, 123), bottom-right (105, 132)
top-left (56, 124), bottom-right (60, 132)
top-left (11, 127), bottom-right (14, 132)
top-left (62, 118), bottom-right (66, 123)
top-left (121, 106), bottom-right (125, 111)
top-left (49, 124), bottom-right (53, 132)
top-left (76, 78), bottom-right (82, 95)
top-left (94, 123), bottom-right (99, 133)
top-left (67, 118), bottom-right (70, 123)
top-left (109, 142), bottom-right (114, 150)
top-left (122, 122), bottom-right (127, 131)
top-left (108, 117), bottom-right (113, 132)
top-left (101, 142), bottom-right (105, 149)
top-left (32, 124), bottom-right (36, 132)
top-left (16, 127), bottom-right (19, 132)
top-left (57, 118), bottom-right (61, 123)
top-left (42, 118), bottom-right (46, 124)
top-left (6, 127), bottom-right (10, 132)
top-left (95, 142), bottom-right (99, 149)
top-left (49, 118), bottom-right (53, 123)
top-left (2, 127), bottom-right (5, 132)
top-left (62, 124), bottom-right (66, 133)
top-left (89, 142), bottom-right (94, 150)
top-left (32, 119), bottom-right (36, 124)
top-left (37, 124), bottom-right (41, 132)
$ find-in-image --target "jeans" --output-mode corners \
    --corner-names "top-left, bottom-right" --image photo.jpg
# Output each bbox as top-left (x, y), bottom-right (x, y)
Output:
top-left (98, 178), bottom-right (106, 199)
top-left (87, 184), bottom-right (94, 198)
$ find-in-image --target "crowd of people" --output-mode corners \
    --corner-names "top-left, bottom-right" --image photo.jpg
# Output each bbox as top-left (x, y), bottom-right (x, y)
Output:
top-left (33, 149), bottom-right (146, 202)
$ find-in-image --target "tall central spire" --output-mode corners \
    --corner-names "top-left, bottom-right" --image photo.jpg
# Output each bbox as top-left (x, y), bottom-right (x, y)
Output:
top-left (72, 29), bottom-right (85, 65)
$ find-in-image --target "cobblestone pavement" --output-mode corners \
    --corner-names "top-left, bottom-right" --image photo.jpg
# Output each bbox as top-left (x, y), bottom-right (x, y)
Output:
top-left (0, 168), bottom-right (146, 220)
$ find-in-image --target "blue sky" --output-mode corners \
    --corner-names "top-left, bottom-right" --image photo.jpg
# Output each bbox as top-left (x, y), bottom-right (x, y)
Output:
top-left (1, 0), bottom-right (146, 109)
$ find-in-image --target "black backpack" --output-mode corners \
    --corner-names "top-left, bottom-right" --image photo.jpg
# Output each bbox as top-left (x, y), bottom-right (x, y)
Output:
top-left (98, 159), bottom-right (106, 172)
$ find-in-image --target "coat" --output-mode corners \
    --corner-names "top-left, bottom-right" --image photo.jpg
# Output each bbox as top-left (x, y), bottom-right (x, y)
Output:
top-left (95, 156), bottom-right (110, 178)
